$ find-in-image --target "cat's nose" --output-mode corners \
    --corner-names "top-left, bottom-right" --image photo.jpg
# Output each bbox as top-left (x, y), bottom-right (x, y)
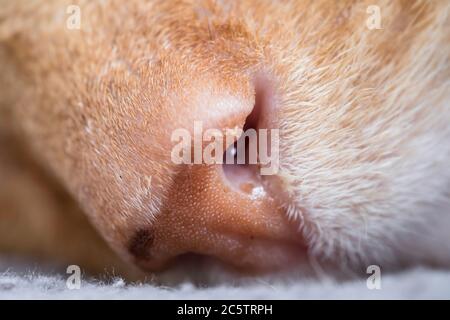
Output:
top-left (135, 165), bottom-right (305, 272)
top-left (128, 76), bottom-right (305, 272)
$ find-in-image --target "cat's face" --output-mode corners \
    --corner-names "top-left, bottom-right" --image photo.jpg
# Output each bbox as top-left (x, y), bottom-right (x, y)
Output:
top-left (5, 0), bottom-right (450, 275)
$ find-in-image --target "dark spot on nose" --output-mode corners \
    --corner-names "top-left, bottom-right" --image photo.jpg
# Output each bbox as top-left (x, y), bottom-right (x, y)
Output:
top-left (128, 228), bottom-right (154, 260)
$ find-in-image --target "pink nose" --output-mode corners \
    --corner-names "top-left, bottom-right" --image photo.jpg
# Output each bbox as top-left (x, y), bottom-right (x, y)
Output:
top-left (126, 76), bottom-right (306, 272)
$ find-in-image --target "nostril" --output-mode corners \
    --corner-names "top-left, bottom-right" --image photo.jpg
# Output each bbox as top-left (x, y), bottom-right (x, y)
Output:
top-left (221, 100), bottom-right (263, 196)
top-left (221, 75), bottom-right (274, 198)
top-left (222, 149), bottom-right (265, 198)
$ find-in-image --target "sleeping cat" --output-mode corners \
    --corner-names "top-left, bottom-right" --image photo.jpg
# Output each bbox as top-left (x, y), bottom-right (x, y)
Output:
top-left (0, 0), bottom-right (449, 282)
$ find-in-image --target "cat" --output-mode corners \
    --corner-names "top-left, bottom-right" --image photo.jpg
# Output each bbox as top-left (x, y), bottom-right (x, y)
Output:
top-left (0, 0), bottom-right (449, 282)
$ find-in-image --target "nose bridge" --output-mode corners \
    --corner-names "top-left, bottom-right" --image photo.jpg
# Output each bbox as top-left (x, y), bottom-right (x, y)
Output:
top-left (174, 72), bottom-right (256, 133)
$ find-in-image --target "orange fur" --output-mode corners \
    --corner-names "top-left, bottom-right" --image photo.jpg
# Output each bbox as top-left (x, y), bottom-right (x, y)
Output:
top-left (0, 0), bottom-right (449, 278)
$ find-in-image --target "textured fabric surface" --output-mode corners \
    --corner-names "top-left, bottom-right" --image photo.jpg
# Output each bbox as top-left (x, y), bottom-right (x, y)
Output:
top-left (0, 263), bottom-right (449, 299)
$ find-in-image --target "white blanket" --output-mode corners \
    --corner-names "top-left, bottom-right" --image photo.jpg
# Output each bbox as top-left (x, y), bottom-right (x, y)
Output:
top-left (0, 261), bottom-right (449, 299)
